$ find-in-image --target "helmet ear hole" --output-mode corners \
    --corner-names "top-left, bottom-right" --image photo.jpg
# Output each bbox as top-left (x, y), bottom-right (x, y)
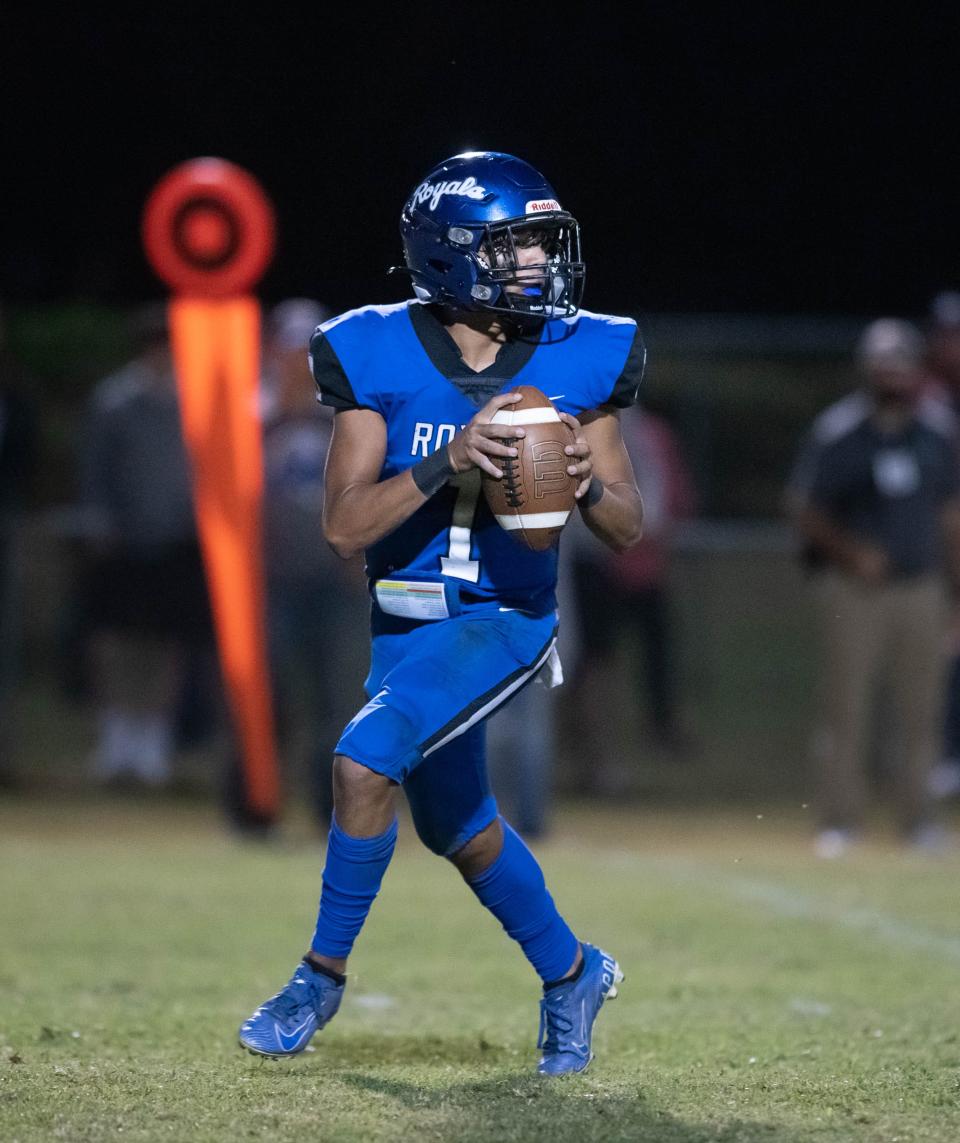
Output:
top-left (427, 258), bottom-right (452, 275)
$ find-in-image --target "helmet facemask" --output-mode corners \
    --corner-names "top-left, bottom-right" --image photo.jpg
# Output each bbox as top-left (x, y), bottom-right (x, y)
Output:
top-left (466, 215), bottom-right (585, 318)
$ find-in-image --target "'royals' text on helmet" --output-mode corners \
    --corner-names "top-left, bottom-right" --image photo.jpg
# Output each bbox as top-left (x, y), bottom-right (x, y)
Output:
top-left (398, 152), bottom-right (585, 319)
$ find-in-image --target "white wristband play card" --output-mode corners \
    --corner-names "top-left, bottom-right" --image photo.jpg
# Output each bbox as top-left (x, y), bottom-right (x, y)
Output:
top-left (374, 578), bottom-right (450, 621)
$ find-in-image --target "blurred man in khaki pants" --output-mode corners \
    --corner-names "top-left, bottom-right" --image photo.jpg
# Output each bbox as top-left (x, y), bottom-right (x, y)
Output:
top-left (786, 319), bottom-right (960, 856)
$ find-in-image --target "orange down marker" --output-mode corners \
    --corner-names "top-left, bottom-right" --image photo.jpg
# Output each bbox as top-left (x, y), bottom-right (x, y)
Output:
top-left (142, 157), bottom-right (279, 818)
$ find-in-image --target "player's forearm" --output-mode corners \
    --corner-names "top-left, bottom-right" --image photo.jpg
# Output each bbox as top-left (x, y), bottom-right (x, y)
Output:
top-left (578, 480), bottom-right (644, 553)
top-left (323, 469), bottom-right (432, 560)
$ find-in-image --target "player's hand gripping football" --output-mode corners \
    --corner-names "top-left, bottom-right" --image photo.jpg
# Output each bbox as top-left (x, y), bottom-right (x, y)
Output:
top-left (558, 411), bottom-right (594, 500)
top-left (447, 392), bottom-right (526, 479)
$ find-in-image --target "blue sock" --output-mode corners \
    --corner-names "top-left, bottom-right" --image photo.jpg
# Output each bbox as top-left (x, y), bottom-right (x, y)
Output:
top-left (467, 818), bottom-right (579, 983)
top-left (311, 816), bottom-right (398, 959)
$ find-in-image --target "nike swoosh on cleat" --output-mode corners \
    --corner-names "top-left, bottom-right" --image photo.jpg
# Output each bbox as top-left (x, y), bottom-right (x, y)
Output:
top-left (276, 1015), bottom-right (317, 1053)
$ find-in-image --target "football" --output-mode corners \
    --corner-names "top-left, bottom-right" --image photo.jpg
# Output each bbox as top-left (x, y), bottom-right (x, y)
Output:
top-left (482, 386), bottom-right (578, 552)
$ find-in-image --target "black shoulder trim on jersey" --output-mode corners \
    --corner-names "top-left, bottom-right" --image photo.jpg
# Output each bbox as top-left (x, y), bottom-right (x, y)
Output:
top-left (309, 329), bottom-right (359, 410)
top-left (606, 326), bottom-right (647, 408)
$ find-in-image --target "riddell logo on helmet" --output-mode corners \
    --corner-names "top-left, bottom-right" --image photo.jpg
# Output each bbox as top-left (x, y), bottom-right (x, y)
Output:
top-left (525, 199), bottom-right (561, 213)
top-left (410, 177), bottom-right (488, 211)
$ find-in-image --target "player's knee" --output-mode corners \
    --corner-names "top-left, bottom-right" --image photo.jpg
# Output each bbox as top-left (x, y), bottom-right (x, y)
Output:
top-left (332, 755), bottom-right (394, 813)
top-left (449, 817), bottom-right (504, 880)
top-left (336, 700), bottom-right (420, 783)
top-left (408, 809), bottom-right (501, 862)
top-left (409, 814), bottom-right (448, 856)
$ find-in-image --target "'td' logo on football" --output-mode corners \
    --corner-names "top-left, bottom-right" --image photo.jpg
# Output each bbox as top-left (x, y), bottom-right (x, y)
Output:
top-left (532, 440), bottom-right (568, 499)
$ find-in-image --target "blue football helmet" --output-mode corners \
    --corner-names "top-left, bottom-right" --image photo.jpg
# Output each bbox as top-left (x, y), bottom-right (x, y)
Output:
top-left (398, 152), bottom-right (585, 319)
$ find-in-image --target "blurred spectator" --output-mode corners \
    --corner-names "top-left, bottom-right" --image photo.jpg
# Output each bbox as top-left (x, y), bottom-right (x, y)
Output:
top-left (486, 535), bottom-right (583, 838)
top-left (610, 406), bottom-right (698, 754)
top-left (486, 678), bottom-right (555, 840)
top-left (924, 291), bottom-right (960, 406)
top-left (564, 405), bottom-right (698, 794)
top-left (222, 299), bottom-right (368, 834)
top-left (921, 292), bottom-right (960, 801)
top-left (0, 307), bottom-right (40, 784)
top-left (77, 304), bottom-right (215, 788)
top-left (786, 317), bottom-right (960, 856)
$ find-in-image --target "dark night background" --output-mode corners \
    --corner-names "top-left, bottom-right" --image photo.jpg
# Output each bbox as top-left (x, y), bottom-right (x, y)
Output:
top-left (3, 5), bottom-right (958, 320)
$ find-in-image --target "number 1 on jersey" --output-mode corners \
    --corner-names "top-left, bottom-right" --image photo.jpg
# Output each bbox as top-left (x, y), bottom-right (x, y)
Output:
top-left (440, 472), bottom-right (481, 582)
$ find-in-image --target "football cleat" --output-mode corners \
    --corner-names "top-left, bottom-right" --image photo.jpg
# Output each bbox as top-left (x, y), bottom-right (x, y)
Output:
top-left (238, 959), bottom-right (345, 1059)
top-left (537, 942), bottom-right (623, 1076)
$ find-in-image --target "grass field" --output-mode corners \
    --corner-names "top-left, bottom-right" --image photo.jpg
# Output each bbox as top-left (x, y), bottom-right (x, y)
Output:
top-left (2, 795), bottom-right (960, 1142)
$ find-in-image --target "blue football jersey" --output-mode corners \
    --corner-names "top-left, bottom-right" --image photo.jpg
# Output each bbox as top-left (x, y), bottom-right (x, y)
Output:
top-left (309, 301), bottom-right (644, 613)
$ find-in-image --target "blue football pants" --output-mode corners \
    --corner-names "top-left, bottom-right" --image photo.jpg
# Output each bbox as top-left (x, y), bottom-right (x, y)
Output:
top-left (335, 606), bottom-right (558, 855)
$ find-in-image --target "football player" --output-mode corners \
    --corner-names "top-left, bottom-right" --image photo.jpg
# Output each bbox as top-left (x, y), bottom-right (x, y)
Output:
top-left (239, 151), bottom-right (646, 1075)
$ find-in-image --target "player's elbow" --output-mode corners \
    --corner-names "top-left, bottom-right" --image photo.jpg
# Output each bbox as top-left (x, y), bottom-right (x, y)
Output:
top-left (323, 514), bottom-right (363, 560)
top-left (324, 528), bottom-right (362, 561)
top-left (322, 499), bottom-right (363, 559)
top-left (611, 498), bottom-right (645, 552)
top-left (609, 519), bottom-right (644, 554)
top-left (589, 495), bottom-right (644, 553)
